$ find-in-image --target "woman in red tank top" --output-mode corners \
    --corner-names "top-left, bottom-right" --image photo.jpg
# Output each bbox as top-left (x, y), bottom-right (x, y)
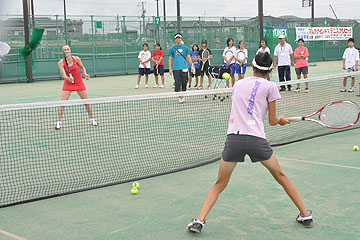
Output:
top-left (55, 45), bottom-right (97, 130)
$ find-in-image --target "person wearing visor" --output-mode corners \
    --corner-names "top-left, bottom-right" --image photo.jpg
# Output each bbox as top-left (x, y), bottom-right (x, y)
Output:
top-left (188, 52), bottom-right (313, 234)
top-left (169, 33), bottom-right (195, 103)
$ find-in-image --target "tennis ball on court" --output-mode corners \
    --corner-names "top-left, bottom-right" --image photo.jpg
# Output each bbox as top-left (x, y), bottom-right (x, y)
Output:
top-left (131, 187), bottom-right (138, 195)
top-left (222, 72), bottom-right (230, 80)
top-left (132, 182), bottom-right (140, 189)
top-left (353, 146), bottom-right (359, 151)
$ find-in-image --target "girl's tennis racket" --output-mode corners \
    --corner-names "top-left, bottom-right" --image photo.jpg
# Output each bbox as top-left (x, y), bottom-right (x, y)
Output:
top-left (201, 49), bottom-right (209, 71)
top-left (154, 54), bottom-right (161, 75)
top-left (288, 101), bottom-right (360, 129)
top-left (64, 56), bottom-right (73, 83)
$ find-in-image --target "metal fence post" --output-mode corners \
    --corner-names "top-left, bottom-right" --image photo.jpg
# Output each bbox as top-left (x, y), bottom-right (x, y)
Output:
top-left (91, 15), bottom-right (96, 76)
top-left (122, 16), bottom-right (128, 73)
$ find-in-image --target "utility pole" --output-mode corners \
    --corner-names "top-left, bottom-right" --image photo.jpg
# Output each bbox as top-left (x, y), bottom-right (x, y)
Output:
top-left (258, 0), bottom-right (264, 42)
top-left (63, 0), bottom-right (68, 44)
top-left (163, 0), bottom-right (166, 23)
top-left (138, 1), bottom-right (147, 36)
top-left (155, 0), bottom-right (160, 42)
top-left (176, 0), bottom-right (180, 32)
top-left (311, 0), bottom-right (314, 26)
top-left (30, 0), bottom-right (37, 59)
top-left (22, 0), bottom-right (33, 82)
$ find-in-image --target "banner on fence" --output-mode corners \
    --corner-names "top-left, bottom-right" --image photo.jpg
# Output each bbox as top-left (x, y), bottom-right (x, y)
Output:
top-left (296, 27), bottom-right (353, 41)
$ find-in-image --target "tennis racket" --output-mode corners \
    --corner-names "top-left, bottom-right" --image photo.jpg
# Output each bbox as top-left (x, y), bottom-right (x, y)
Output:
top-left (225, 50), bottom-right (233, 66)
top-left (288, 101), bottom-right (360, 129)
top-left (64, 56), bottom-right (73, 83)
top-left (154, 53), bottom-right (161, 75)
top-left (191, 52), bottom-right (198, 74)
top-left (141, 52), bottom-right (149, 68)
top-left (347, 65), bottom-right (359, 71)
top-left (236, 50), bottom-right (245, 66)
top-left (201, 49), bottom-right (209, 71)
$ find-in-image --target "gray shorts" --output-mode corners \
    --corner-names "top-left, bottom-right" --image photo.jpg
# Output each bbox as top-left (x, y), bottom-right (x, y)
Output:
top-left (222, 134), bottom-right (273, 162)
top-left (295, 66), bottom-right (308, 75)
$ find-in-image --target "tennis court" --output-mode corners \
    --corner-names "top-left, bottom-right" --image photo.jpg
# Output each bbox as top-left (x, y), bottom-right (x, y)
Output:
top-left (1, 60), bottom-right (360, 240)
top-left (0, 128), bottom-right (359, 240)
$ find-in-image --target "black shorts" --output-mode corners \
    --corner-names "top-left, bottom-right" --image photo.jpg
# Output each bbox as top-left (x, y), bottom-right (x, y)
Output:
top-left (295, 66), bottom-right (308, 75)
top-left (173, 70), bottom-right (188, 92)
top-left (138, 68), bottom-right (150, 76)
top-left (222, 134), bottom-right (273, 162)
top-left (200, 63), bottom-right (210, 76)
top-left (189, 68), bottom-right (201, 77)
top-left (153, 65), bottom-right (164, 76)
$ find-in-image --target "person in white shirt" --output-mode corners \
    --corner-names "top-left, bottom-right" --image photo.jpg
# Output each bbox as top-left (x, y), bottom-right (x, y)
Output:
top-left (341, 38), bottom-right (359, 92)
top-left (222, 38), bottom-right (236, 87)
top-left (256, 39), bottom-right (271, 80)
top-left (256, 39), bottom-right (270, 55)
top-left (274, 35), bottom-right (294, 91)
top-left (234, 40), bottom-right (248, 80)
top-left (135, 43), bottom-right (152, 89)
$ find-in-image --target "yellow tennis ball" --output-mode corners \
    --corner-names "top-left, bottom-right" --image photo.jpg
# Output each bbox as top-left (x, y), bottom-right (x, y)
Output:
top-left (353, 146), bottom-right (359, 151)
top-left (222, 72), bottom-right (230, 80)
top-left (132, 182), bottom-right (140, 189)
top-left (131, 187), bottom-right (138, 195)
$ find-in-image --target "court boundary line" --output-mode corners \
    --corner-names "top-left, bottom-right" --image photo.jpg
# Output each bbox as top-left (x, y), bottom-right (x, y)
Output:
top-left (279, 157), bottom-right (360, 170)
top-left (0, 229), bottom-right (26, 240)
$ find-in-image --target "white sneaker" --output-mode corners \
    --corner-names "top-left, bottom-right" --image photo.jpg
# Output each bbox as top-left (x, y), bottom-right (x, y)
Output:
top-left (55, 121), bottom-right (62, 130)
top-left (188, 85), bottom-right (192, 89)
top-left (305, 88), bottom-right (310, 93)
top-left (178, 97), bottom-right (185, 103)
top-left (90, 118), bottom-right (98, 126)
top-left (159, 84), bottom-right (165, 88)
top-left (295, 88), bottom-right (300, 93)
top-left (348, 87), bottom-right (354, 92)
top-left (135, 85), bottom-right (139, 89)
top-left (207, 86), bottom-right (211, 90)
top-left (198, 86), bottom-right (203, 90)
top-left (340, 87), bottom-right (347, 92)
top-left (145, 85), bottom-right (149, 88)
top-left (153, 84), bottom-right (159, 88)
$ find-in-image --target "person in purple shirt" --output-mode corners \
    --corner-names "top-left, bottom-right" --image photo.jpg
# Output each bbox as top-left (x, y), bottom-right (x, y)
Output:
top-left (187, 52), bottom-right (313, 234)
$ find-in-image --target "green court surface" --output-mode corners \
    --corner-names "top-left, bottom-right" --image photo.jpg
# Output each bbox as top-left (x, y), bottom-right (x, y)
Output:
top-left (0, 60), bottom-right (344, 105)
top-left (0, 128), bottom-right (359, 240)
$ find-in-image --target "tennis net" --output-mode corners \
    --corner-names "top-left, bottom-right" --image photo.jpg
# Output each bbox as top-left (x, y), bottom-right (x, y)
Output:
top-left (1, 72), bottom-right (360, 208)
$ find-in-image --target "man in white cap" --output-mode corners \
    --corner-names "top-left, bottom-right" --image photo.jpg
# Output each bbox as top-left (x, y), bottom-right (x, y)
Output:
top-left (169, 33), bottom-right (195, 103)
top-left (273, 35), bottom-right (294, 91)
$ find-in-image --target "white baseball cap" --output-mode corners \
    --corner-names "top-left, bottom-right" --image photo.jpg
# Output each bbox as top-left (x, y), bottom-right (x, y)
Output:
top-left (278, 35), bottom-right (286, 39)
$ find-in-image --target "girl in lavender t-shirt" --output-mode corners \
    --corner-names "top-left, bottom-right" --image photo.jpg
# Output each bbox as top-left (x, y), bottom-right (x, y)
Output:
top-left (188, 53), bottom-right (313, 234)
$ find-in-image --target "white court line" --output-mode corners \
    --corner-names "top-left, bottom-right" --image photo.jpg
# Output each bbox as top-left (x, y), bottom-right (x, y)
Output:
top-left (279, 157), bottom-right (360, 170)
top-left (0, 229), bottom-right (27, 240)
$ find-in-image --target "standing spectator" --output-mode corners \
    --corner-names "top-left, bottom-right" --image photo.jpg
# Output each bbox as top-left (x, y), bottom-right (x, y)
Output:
top-left (151, 43), bottom-right (165, 88)
top-left (274, 35), bottom-right (294, 91)
top-left (294, 39), bottom-right (309, 93)
top-left (234, 40), bottom-right (248, 80)
top-left (256, 39), bottom-right (271, 80)
top-left (256, 39), bottom-right (270, 55)
top-left (341, 38), bottom-right (359, 92)
top-left (135, 43), bottom-right (151, 89)
top-left (198, 40), bottom-right (213, 90)
top-left (222, 38), bottom-right (236, 87)
top-left (168, 33), bottom-right (194, 103)
top-left (188, 44), bottom-right (200, 89)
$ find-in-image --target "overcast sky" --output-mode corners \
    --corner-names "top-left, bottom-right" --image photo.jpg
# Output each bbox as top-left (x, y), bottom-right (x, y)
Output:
top-left (1, 0), bottom-right (359, 19)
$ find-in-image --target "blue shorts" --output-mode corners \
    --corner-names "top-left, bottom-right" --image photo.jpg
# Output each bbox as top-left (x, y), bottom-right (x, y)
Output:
top-left (236, 63), bottom-right (247, 74)
top-left (224, 63), bottom-right (236, 75)
top-left (138, 68), bottom-right (150, 76)
top-left (153, 65), bottom-right (164, 76)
